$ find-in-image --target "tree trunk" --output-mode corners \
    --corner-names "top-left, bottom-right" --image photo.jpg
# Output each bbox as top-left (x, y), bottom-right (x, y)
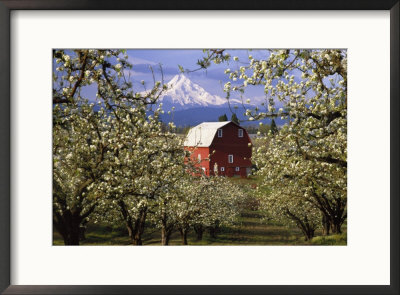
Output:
top-left (306, 228), bottom-right (315, 241)
top-left (161, 227), bottom-right (172, 245)
top-left (311, 191), bottom-right (346, 236)
top-left (62, 234), bottom-right (80, 245)
top-left (161, 214), bottom-right (173, 246)
top-left (322, 215), bottom-right (331, 236)
top-left (331, 222), bottom-right (342, 234)
top-left (179, 228), bottom-right (188, 245)
top-left (59, 223), bottom-right (80, 245)
top-left (194, 225), bottom-right (204, 241)
top-left (54, 211), bottom-right (82, 245)
top-left (119, 200), bottom-right (148, 245)
top-left (125, 221), bottom-right (135, 244)
top-left (58, 224), bottom-right (80, 245)
top-left (299, 224), bottom-right (315, 241)
top-left (79, 226), bottom-right (86, 241)
top-left (303, 221), bottom-right (315, 241)
top-left (132, 207), bottom-right (147, 245)
top-left (209, 222), bottom-right (220, 239)
top-left (285, 209), bottom-right (316, 242)
top-left (209, 226), bottom-right (217, 239)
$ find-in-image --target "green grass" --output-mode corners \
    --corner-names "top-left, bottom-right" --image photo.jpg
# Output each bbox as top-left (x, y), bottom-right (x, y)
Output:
top-left (311, 232), bottom-right (347, 245)
top-left (53, 210), bottom-right (346, 246)
top-left (53, 176), bottom-right (347, 246)
top-left (53, 223), bottom-right (133, 246)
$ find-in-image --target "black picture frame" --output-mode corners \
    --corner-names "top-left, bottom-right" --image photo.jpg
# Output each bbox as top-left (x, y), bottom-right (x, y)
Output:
top-left (0, 1), bottom-right (399, 294)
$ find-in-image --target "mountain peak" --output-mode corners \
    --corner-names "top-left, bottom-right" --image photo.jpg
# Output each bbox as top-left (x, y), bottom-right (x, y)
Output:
top-left (155, 74), bottom-right (228, 110)
top-left (171, 73), bottom-right (188, 79)
top-left (168, 74), bottom-right (190, 86)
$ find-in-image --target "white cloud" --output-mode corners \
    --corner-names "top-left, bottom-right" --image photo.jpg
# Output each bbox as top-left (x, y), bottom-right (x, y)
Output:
top-left (127, 56), bottom-right (157, 65)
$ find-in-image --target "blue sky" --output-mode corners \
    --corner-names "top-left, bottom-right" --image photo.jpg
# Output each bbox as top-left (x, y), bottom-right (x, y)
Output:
top-left (66, 49), bottom-right (266, 105)
top-left (61, 49), bottom-right (340, 107)
top-left (125, 49), bottom-right (267, 100)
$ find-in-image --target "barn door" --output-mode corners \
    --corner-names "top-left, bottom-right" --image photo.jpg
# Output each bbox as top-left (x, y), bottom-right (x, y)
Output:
top-left (226, 167), bottom-right (234, 177)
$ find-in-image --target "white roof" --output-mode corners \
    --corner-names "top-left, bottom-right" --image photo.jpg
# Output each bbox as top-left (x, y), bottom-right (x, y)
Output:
top-left (184, 121), bottom-right (231, 147)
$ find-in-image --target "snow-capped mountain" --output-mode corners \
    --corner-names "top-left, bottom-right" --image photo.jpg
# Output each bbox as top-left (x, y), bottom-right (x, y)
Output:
top-left (144, 74), bottom-right (271, 126)
top-left (156, 74), bottom-right (241, 110)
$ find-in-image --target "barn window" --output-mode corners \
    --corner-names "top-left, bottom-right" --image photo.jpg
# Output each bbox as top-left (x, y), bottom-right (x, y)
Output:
top-left (238, 129), bottom-right (243, 137)
top-left (235, 167), bottom-right (240, 172)
top-left (221, 167), bottom-right (225, 172)
top-left (217, 129), bottom-right (223, 137)
top-left (198, 154), bottom-right (201, 162)
top-left (228, 154), bottom-right (233, 163)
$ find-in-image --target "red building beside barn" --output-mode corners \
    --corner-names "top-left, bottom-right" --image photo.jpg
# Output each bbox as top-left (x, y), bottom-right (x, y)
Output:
top-left (184, 121), bottom-right (252, 177)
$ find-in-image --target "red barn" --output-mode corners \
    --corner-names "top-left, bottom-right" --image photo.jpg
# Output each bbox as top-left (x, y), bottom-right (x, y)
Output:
top-left (184, 121), bottom-right (252, 177)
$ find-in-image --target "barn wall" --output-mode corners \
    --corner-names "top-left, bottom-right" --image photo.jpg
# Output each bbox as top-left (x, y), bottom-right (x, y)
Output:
top-left (184, 146), bottom-right (211, 176)
top-left (209, 122), bottom-right (252, 177)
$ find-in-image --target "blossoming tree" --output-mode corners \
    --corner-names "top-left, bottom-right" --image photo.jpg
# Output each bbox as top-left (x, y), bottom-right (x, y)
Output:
top-left (193, 49), bottom-right (347, 239)
top-left (53, 49), bottom-right (168, 245)
top-left (95, 113), bottom-right (188, 245)
top-left (150, 174), bottom-right (245, 245)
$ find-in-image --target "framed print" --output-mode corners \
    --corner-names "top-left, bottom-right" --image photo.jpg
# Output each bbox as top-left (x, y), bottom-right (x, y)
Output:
top-left (1, 1), bottom-right (399, 294)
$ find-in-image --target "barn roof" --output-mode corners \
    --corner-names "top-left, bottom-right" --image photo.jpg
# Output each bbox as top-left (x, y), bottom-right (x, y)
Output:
top-left (184, 121), bottom-right (232, 147)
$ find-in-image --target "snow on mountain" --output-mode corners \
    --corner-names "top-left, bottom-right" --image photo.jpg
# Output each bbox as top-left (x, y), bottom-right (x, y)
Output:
top-left (156, 74), bottom-right (241, 110)
top-left (141, 74), bottom-right (275, 126)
